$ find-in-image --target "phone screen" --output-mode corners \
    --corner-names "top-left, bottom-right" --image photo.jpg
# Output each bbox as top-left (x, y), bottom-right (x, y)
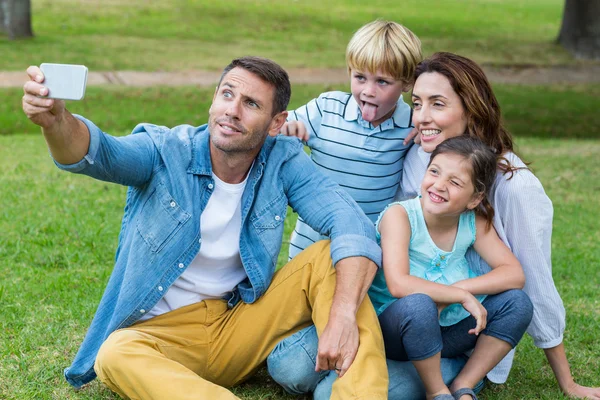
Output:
top-left (40, 63), bottom-right (88, 101)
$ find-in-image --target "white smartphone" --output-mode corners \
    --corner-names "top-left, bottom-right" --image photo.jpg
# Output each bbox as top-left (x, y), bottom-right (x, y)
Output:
top-left (40, 63), bottom-right (88, 101)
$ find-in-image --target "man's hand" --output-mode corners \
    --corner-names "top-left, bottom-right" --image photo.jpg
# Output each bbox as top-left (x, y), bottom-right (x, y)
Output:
top-left (22, 65), bottom-right (66, 129)
top-left (315, 309), bottom-right (359, 378)
top-left (272, 120), bottom-right (310, 141)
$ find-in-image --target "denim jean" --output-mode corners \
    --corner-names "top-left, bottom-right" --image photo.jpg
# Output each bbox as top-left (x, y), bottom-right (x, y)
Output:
top-left (379, 290), bottom-right (534, 362)
top-left (267, 289), bottom-right (532, 399)
top-left (267, 325), bottom-right (477, 400)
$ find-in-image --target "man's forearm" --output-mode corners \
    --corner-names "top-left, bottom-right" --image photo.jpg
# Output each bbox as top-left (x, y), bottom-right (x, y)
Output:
top-left (43, 111), bottom-right (91, 165)
top-left (330, 256), bottom-right (377, 318)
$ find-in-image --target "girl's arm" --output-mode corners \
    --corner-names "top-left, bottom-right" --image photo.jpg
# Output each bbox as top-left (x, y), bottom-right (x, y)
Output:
top-left (380, 205), bottom-right (486, 334)
top-left (454, 215), bottom-right (525, 295)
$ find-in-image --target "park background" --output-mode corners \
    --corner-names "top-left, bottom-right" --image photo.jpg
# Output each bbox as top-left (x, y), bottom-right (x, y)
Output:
top-left (0, 0), bottom-right (599, 399)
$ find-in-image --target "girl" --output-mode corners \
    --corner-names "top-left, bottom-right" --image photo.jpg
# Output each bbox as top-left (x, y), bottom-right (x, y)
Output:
top-left (370, 135), bottom-right (533, 400)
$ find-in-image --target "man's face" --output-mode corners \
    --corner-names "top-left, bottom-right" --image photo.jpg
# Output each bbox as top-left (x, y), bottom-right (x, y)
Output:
top-left (209, 67), bottom-right (285, 155)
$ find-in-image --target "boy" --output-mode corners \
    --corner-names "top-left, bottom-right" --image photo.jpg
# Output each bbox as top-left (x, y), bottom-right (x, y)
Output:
top-left (281, 19), bottom-right (422, 260)
top-left (267, 19), bottom-right (423, 395)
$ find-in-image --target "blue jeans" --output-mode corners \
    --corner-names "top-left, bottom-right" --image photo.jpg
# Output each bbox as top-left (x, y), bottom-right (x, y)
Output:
top-left (267, 289), bottom-right (532, 399)
top-left (379, 290), bottom-right (534, 362)
top-left (267, 325), bottom-right (473, 400)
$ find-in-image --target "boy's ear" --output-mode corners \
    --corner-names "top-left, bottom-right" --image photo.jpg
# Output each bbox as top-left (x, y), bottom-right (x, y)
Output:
top-left (467, 192), bottom-right (485, 210)
top-left (402, 80), bottom-right (413, 93)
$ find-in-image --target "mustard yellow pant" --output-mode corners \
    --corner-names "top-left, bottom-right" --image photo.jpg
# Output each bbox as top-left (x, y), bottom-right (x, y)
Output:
top-left (94, 241), bottom-right (388, 400)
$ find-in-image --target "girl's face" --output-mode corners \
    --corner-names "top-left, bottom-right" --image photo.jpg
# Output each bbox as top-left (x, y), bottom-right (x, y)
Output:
top-left (420, 153), bottom-right (482, 218)
top-left (412, 72), bottom-right (468, 153)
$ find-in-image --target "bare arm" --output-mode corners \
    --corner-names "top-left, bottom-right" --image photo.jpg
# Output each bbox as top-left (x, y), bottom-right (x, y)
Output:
top-left (454, 215), bottom-right (525, 295)
top-left (544, 344), bottom-right (600, 399)
top-left (316, 255), bottom-right (377, 376)
top-left (22, 65), bottom-right (91, 164)
top-left (379, 205), bottom-right (487, 334)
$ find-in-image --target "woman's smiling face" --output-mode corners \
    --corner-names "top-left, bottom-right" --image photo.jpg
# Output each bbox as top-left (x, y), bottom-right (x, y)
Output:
top-left (411, 72), bottom-right (468, 153)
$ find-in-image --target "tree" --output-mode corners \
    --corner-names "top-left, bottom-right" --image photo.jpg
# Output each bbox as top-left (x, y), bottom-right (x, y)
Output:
top-left (0, 0), bottom-right (34, 40)
top-left (557, 0), bottom-right (600, 60)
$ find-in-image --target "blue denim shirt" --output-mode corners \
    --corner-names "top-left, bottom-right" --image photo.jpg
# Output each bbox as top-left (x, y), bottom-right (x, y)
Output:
top-left (60, 116), bottom-right (382, 388)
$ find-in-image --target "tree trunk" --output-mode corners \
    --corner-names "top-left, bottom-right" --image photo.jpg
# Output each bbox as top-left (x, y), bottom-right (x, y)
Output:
top-left (0, 0), bottom-right (34, 40)
top-left (0, 0), bottom-right (8, 34)
top-left (557, 0), bottom-right (600, 60)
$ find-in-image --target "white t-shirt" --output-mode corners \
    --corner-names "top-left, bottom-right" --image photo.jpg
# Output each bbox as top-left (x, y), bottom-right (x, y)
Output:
top-left (142, 171), bottom-right (249, 320)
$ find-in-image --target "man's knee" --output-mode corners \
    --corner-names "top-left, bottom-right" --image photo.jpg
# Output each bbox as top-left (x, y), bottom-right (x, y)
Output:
top-left (94, 329), bottom-right (142, 382)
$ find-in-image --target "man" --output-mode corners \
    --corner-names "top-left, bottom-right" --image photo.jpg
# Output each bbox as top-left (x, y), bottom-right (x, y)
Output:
top-left (22, 56), bottom-right (387, 400)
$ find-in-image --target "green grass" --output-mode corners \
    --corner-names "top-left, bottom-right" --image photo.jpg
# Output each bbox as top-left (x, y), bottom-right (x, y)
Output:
top-left (1, 133), bottom-right (598, 400)
top-left (3, 83), bottom-right (600, 139)
top-left (1, 85), bottom-right (599, 399)
top-left (0, 0), bottom-right (584, 71)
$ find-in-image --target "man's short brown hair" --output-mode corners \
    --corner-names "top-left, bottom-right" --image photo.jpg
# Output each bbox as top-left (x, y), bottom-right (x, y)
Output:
top-left (219, 56), bottom-right (291, 115)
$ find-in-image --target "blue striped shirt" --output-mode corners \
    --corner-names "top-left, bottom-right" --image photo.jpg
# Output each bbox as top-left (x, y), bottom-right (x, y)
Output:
top-left (288, 91), bottom-right (413, 260)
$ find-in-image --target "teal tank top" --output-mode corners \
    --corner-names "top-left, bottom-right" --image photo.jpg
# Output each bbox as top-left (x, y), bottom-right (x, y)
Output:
top-left (368, 197), bottom-right (487, 326)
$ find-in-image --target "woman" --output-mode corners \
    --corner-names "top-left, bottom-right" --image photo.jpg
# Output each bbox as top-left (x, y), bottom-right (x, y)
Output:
top-left (267, 52), bottom-right (600, 399)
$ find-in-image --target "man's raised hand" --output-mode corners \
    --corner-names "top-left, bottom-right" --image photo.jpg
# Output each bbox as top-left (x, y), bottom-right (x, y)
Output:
top-left (22, 65), bottom-right (66, 129)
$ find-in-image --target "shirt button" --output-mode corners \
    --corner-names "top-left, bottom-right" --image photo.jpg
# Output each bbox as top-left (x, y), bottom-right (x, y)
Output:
top-left (140, 309), bottom-right (146, 314)
top-left (170, 201), bottom-right (176, 208)
top-left (436, 262), bottom-right (441, 267)
top-left (208, 183), bottom-right (214, 189)
top-left (199, 238), bottom-right (202, 244)
top-left (440, 255), bottom-right (445, 260)
top-left (275, 215), bottom-right (281, 221)
top-left (178, 263), bottom-right (184, 269)
top-left (158, 286), bottom-right (163, 292)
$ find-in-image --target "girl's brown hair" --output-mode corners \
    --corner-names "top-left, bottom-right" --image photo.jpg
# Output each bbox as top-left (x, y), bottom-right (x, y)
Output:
top-left (429, 136), bottom-right (497, 229)
top-left (415, 52), bottom-right (524, 175)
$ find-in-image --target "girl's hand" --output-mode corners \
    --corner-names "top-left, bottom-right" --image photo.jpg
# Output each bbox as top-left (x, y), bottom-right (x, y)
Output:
top-left (436, 302), bottom-right (448, 317)
top-left (461, 293), bottom-right (487, 335)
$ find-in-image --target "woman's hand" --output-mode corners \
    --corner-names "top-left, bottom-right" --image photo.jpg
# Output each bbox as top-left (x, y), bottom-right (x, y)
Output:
top-left (563, 381), bottom-right (600, 399)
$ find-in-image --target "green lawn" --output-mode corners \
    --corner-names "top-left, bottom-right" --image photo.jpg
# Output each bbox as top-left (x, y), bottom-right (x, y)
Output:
top-left (1, 85), bottom-right (599, 399)
top-left (0, 0), bottom-right (582, 71)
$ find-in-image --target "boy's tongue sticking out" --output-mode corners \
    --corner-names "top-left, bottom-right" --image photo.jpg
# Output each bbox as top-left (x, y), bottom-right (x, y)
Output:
top-left (362, 102), bottom-right (378, 121)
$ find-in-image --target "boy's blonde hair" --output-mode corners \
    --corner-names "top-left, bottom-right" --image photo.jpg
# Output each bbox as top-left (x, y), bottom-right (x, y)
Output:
top-left (346, 20), bottom-right (422, 84)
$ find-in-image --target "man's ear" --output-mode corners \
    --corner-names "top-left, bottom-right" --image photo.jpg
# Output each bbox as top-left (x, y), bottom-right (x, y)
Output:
top-left (467, 192), bottom-right (484, 210)
top-left (267, 111), bottom-right (288, 136)
top-left (209, 85), bottom-right (219, 114)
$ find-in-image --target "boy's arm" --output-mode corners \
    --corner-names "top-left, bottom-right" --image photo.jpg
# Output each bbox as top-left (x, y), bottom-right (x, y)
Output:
top-left (283, 95), bottom-right (325, 145)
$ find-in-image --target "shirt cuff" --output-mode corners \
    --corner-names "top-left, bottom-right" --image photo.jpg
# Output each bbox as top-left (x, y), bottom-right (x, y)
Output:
top-left (533, 334), bottom-right (564, 349)
top-left (53, 115), bottom-right (101, 172)
top-left (330, 234), bottom-right (382, 268)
